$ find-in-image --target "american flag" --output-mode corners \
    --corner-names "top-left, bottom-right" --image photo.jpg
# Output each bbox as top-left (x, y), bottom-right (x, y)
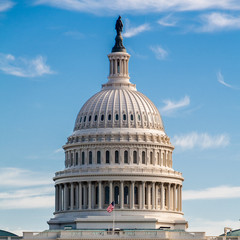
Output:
top-left (107, 201), bottom-right (115, 213)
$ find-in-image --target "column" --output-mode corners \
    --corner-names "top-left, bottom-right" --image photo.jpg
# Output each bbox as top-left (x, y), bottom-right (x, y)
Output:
top-left (79, 182), bottom-right (82, 210)
top-left (110, 59), bottom-right (113, 75)
top-left (161, 182), bottom-right (164, 210)
top-left (75, 183), bottom-right (79, 209)
top-left (59, 184), bottom-right (62, 211)
top-left (173, 184), bottom-right (176, 211)
top-left (152, 182), bottom-right (155, 209)
top-left (130, 181), bottom-right (135, 209)
top-left (155, 184), bottom-right (159, 209)
top-left (91, 183), bottom-right (95, 209)
top-left (109, 181), bottom-right (113, 203)
top-left (88, 181), bottom-right (91, 209)
top-left (98, 181), bottom-right (102, 209)
top-left (142, 181), bottom-right (145, 209)
top-left (64, 184), bottom-right (68, 211)
top-left (120, 181), bottom-right (124, 209)
top-left (55, 185), bottom-right (58, 212)
top-left (70, 183), bottom-right (74, 210)
top-left (147, 184), bottom-right (151, 209)
top-left (180, 185), bottom-right (182, 212)
top-left (168, 183), bottom-right (171, 210)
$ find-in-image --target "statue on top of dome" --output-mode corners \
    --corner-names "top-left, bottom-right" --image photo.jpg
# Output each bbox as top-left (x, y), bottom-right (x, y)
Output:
top-left (112, 16), bottom-right (126, 53)
top-left (115, 16), bottom-right (123, 36)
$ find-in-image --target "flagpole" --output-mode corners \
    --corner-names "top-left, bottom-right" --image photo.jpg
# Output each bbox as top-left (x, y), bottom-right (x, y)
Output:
top-left (113, 207), bottom-right (115, 233)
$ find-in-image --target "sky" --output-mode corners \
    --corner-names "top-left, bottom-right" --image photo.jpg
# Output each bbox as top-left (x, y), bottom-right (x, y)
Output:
top-left (0, 0), bottom-right (240, 236)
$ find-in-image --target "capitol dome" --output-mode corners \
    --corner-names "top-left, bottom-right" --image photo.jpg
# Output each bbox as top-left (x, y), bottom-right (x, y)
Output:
top-left (48, 17), bottom-right (187, 231)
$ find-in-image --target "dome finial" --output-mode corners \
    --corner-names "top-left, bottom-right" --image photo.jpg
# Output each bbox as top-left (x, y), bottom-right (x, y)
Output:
top-left (112, 16), bottom-right (126, 53)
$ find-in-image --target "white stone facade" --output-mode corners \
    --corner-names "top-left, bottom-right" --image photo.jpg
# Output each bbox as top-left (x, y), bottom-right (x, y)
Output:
top-left (48, 48), bottom-right (187, 231)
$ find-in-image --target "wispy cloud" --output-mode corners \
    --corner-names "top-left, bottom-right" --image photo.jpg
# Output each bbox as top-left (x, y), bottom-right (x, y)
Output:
top-left (150, 45), bottom-right (168, 60)
top-left (34, 0), bottom-right (240, 14)
top-left (64, 30), bottom-right (85, 39)
top-left (0, 168), bottom-right (51, 187)
top-left (172, 132), bottom-right (230, 150)
top-left (199, 12), bottom-right (240, 32)
top-left (0, 53), bottom-right (55, 78)
top-left (183, 185), bottom-right (240, 200)
top-left (123, 23), bottom-right (150, 38)
top-left (160, 96), bottom-right (190, 115)
top-left (54, 148), bottom-right (63, 153)
top-left (188, 218), bottom-right (240, 236)
top-left (158, 15), bottom-right (177, 27)
top-left (0, 168), bottom-right (53, 209)
top-left (217, 71), bottom-right (235, 89)
top-left (0, 1), bottom-right (15, 12)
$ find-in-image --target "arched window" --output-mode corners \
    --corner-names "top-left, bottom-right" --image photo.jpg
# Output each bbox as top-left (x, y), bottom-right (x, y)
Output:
top-left (134, 186), bottom-right (138, 205)
top-left (117, 60), bottom-right (120, 73)
top-left (114, 186), bottom-right (119, 204)
top-left (115, 113), bottom-right (119, 120)
top-left (96, 186), bottom-right (99, 205)
top-left (80, 117), bottom-right (82, 123)
top-left (123, 114), bottom-right (126, 121)
top-left (84, 116), bottom-right (86, 122)
top-left (89, 151), bottom-right (92, 164)
top-left (106, 151), bottom-right (110, 164)
top-left (88, 115), bottom-right (91, 121)
top-left (101, 114), bottom-right (104, 121)
top-left (105, 186), bottom-right (109, 204)
top-left (75, 152), bottom-right (78, 165)
top-left (108, 114), bottom-right (111, 121)
top-left (124, 150), bottom-right (128, 164)
top-left (115, 150), bottom-right (119, 163)
top-left (142, 151), bottom-right (146, 164)
top-left (133, 151), bottom-right (137, 164)
top-left (82, 152), bottom-right (85, 165)
top-left (71, 153), bottom-right (73, 166)
top-left (124, 186), bottom-right (129, 204)
top-left (130, 114), bottom-right (134, 121)
top-left (150, 152), bottom-right (153, 164)
top-left (94, 115), bottom-right (98, 121)
top-left (97, 151), bottom-right (101, 164)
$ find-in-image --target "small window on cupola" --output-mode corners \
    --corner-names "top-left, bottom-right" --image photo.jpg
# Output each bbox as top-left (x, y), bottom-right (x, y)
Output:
top-left (115, 113), bottom-right (119, 120)
top-left (130, 114), bottom-right (134, 121)
top-left (108, 114), bottom-right (111, 121)
top-left (94, 115), bottom-right (98, 121)
top-left (84, 116), bottom-right (86, 122)
top-left (89, 115), bottom-right (91, 121)
top-left (117, 60), bottom-right (120, 73)
top-left (101, 114), bottom-right (104, 121)
top-left (123, 114), bottom-right (126, 121)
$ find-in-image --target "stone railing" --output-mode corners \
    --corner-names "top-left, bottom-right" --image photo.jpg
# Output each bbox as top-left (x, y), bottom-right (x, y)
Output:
top-left (23, 230), bottom-right (206, 240)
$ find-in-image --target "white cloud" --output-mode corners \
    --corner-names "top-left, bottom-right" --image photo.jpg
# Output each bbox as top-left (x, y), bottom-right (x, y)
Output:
top-left (54, 148), bottom-right (63, 153)
top-left (0, 53), bottom-right (54, 77)
top-left (0, 1), bottom-right (15, 12)
top-left (33, 0), bottom-right (240, 14)
top-left (150, 45), bottom-right (168, 60)
top-left (123, 23), bottom-right (150, 38)
top-left (217, 71), bottom-right (235, 88)
top-left (64, 31), bottom-right (85, 39)
top-left (183, 185), bottom-right (240, 200)
top-left (188, 218), bottom-right (240, 236)
top-left (0, 168), bottom-right (54, 209)
top-left (199, 12), bottom-right (240, 32)
top-left (0, 168), bottom-right (51, 187)
top-left (172, 132), bottom-right (230, 150)
top-left (158, 15), bottom-right (177, 27)
top-left (160, 96), bottom-right (190, 115)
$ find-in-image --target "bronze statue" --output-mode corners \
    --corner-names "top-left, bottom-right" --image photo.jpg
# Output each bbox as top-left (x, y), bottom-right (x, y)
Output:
top-left (112, 16), bottom-right (126, 53)
top-left (115, 16), bottom-right (123, 36)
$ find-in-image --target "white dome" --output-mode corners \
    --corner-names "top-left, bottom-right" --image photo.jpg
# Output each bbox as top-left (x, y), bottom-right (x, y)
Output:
top-left (74, 88), bottom-right (164, 132)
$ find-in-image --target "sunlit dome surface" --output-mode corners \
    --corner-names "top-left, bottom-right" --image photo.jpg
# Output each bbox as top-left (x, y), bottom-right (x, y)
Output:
top-left (74, 88), bottom-right (164, 131)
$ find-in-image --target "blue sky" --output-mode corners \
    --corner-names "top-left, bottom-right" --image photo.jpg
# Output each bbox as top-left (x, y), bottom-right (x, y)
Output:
top-left (1, 0), bottom-right (240, 236)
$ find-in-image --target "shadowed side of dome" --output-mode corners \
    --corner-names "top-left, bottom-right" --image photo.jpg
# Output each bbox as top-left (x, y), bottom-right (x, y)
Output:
top-left (74, 88), bottom-right (164, 131)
